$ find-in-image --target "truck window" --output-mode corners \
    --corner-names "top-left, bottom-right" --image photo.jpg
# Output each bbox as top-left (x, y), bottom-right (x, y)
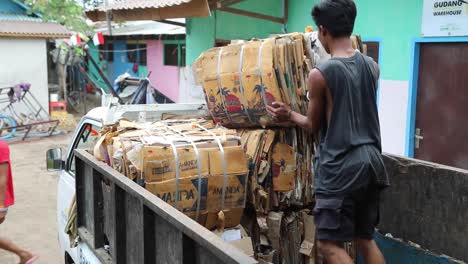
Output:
top-left (68, 123), bottom-right (101, 175)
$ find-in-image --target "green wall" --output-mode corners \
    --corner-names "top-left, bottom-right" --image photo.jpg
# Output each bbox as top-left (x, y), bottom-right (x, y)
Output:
top-left (186, 0), bottom-right (284, 65)
top-left (287, 0), bottom-right (423, 81)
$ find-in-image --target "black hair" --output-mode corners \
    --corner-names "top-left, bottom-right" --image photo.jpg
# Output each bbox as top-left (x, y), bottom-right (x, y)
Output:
top-left (311, 0), bottom-right (357, 38)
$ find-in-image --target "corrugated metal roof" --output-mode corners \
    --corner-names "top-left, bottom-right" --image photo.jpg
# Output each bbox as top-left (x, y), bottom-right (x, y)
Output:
top-left (92, 0), bottom-right (192, 11)
top-left (86, 0), bottom-right (209, 22)
top-left (96, 20), bottom-right (185, 36)
top-left (0, 21), bottom-right (72, 38)
top-left (0, 12), bottom-right (43, 22)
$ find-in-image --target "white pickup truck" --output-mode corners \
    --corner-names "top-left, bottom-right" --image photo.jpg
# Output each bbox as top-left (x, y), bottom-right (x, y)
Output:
top-left (46, 103), bottom-right (254, 264)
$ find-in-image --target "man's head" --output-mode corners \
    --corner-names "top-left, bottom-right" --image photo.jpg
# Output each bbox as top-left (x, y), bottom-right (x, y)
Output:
top-left (311, 0), bottom-right (357, 53)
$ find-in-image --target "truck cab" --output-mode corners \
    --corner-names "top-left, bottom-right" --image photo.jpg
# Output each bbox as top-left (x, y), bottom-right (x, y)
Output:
top-left (47, 103), bottom-right (208, 264)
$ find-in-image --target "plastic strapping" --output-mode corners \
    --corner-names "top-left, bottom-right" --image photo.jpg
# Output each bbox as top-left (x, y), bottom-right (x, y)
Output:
top-left (194, 123), bottom-right (227, 210)
top-left (216, 48), bottom-right (233, 123)
top-left (238, 44), bottom-right (253, 123)
top-left (163, 124), bottom-right (203, 221)
top-left (159, 134), bottom-right (180, 209)
top-left (257, 41), bottom-right (269, 108)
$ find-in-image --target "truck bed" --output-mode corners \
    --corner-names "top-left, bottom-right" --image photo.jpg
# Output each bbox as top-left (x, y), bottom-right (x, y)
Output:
top-left (75, 149), bottom-right (256, 264)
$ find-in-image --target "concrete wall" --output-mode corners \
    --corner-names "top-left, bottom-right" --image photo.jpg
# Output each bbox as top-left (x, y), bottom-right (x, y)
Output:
top-left (287, 0), bottom-right (424, 156)
top-left (0, 38), bottom-right (49, 114)
top-left (381, 154), bottom-right (468, 261)
top-left (147, 40), bottom-right (180, 102)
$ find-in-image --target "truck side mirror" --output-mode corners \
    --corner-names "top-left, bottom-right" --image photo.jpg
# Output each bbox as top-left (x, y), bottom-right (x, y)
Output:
top-left (46, 148), bottom-right (63, 171)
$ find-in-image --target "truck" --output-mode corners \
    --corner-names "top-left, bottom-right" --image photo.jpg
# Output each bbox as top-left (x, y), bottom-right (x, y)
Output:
top-left (47, 103), bottom-right (466, 264)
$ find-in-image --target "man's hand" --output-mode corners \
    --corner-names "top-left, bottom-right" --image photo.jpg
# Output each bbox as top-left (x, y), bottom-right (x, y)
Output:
top-left (266, 102), bottom-right (292, 122)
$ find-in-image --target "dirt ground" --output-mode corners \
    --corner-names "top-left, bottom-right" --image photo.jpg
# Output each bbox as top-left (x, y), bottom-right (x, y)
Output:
top-left (0, 134), bottom-right (71, 264)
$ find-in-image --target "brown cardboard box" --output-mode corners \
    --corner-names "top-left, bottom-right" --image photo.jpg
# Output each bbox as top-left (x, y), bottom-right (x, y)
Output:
top-left (205, 207), bottom-right (244, 230)
top-left (195, 37), bottom-right (294, 128)
top-left (208, 146), bottom-right (249, 175)
top-left (145, 175), bottom-right (208, 214)
top-left (213, 225), bottom-right (254, 257)
top-left (142, 146), bottom-right (210, 182)
top-left (272, 143), bottom-right (296, 191)
top-left (207, 173), bottom-right (248, 212)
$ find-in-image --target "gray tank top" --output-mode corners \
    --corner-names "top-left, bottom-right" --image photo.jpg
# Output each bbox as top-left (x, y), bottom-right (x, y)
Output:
top-left (314, 52), bottom-right (390, 195)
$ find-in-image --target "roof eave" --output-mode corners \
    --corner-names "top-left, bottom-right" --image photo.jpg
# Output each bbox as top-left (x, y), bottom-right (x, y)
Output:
top-left (86, 0), bottom-right (210, 22)
top-left (0, 33), bottom-right (72, 38)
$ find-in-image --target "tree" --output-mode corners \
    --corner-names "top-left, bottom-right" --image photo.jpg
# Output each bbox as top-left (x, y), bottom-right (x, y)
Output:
top-left (24, 0), bottom-right (91, 33)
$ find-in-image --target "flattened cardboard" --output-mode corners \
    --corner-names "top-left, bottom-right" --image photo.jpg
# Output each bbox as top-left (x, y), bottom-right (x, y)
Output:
top-left (208, 146), bottom-right (249, 175)
top-left (300, 211), bottom-right (315, 257)
top-left (230, 238), bottom-right (255, 257)
top-left (145, 175), bottom-right (208, 213)
top-left (213, 226), bottom-right (254, 257)
top-left (267, 211), bottom-right (283, 252)
top-left (142, 146), bottom-right (210, 182)
top-left (207, 173), bottom-right (248, 212)
top-left (272, 143), bottom-right (296, 191)
top-left (205, 207), bottom-right (244, 230)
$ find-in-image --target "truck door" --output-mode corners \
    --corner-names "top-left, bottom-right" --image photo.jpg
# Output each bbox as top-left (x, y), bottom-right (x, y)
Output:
top-left (58, 120), bottom-right (101, 263)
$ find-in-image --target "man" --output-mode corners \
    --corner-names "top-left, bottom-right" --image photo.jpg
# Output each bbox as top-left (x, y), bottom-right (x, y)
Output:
top-left (267, 0), bottom-right (390, 263)
top-left (0, 140), bottom-right (38, 264)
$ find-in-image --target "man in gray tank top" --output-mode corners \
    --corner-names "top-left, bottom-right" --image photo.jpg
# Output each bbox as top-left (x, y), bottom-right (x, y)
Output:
top-left (267, 0), bottom-right (389, 263)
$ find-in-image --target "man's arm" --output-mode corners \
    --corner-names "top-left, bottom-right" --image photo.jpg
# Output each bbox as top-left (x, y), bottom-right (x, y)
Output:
top-left (373, 61), bottom-right (380, 88)
top-left (267, 68), bottom-right (327, 134)
top-left (0, 163), bottom-right (7, 207)
top-left (0, 163), bottom-right (8, 221)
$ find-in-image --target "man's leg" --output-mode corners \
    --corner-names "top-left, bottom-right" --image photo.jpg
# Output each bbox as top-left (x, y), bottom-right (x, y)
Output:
top-left (357, 238), bottom-right (385, 264)
top-left (0, 237), bottom-right (34, 263)
top-left (355, 183), bottom-right (385, 264)
top-left (317, 240), bottom-right (354, 264)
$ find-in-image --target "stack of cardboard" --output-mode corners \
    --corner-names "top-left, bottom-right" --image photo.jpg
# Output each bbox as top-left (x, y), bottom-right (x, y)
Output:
top-left (193, 33), bottom-right (312, 128)
top-left (237, 128), bottom-right (317, 264)
top-left (193, 33), bottom-right (364, 129)
top-left (94, 119), bottom-right (250, 229)
top-left (93, 32), bottom-right (364, 263)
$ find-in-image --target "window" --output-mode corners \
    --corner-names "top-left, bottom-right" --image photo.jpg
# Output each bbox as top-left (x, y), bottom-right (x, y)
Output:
top-left (127, 43), bottom-right (147, 66)
top-left (363, 41), bottom-right (380, 64)
top-left (127, 44), bottom-right (137, 63)
top-left (164, 42), bottom-right (186, 67)
top-left (139, 44), bottom-right (147, 66)
top-left (99, 43), bottom-right (114, 62)
top-left (68, 123), bottom-right (101, 175)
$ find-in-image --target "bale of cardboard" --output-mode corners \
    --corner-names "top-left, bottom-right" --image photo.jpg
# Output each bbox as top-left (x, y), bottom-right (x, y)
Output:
top-left (93, 32), bottom-right (364, 263)
top-left (193, 32), bottom-right (363, 129)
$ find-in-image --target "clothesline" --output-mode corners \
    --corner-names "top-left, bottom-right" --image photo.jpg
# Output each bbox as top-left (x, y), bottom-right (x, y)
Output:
top-left (89, 47), bottom-right (149, 53)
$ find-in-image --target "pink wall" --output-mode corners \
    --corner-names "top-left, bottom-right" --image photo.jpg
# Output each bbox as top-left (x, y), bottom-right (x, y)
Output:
top-left (147, 40), bottom-right (179, 102)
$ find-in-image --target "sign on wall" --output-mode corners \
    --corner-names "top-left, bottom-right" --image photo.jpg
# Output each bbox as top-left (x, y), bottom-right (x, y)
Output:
top-left (422, 0), bottom-right (468, 37)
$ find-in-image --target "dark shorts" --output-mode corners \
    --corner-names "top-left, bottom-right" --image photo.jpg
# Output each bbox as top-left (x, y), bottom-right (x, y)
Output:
top-left (313, 184), bottom-right (381, 242)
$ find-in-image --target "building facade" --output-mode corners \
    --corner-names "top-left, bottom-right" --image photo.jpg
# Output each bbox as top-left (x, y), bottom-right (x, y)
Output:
top-left (0, 0), bottom-right (70, 113)
top-left (187, 0), bottom-right (468, 167)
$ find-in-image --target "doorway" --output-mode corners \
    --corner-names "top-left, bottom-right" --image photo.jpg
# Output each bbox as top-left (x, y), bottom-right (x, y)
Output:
top-left (410, 41), bottom-right (468, 169)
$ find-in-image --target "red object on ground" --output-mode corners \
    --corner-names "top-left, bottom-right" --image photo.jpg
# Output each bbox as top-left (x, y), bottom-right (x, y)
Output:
top-left (49, 101), bottom-right (67, 112)
top-left (0, 140), bottom-right (15, 207)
